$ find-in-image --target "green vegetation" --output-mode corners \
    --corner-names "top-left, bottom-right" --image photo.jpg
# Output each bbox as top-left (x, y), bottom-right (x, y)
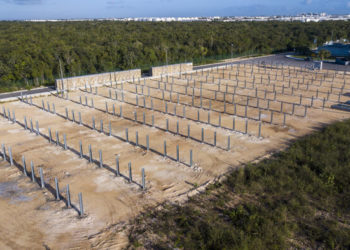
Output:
top-left (129, 119), bottom-right (350, 249)
top-left (0, 21), bottom-right (350, 92)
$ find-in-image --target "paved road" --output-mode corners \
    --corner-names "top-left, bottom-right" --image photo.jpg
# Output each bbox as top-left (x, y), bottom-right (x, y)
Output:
top-left (194, 54), bottom-right (350, 72)
top-left (0, 87), bottom-right (55, 100)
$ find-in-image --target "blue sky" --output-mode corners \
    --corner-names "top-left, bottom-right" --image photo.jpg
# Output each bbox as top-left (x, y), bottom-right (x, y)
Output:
top-left (1, 0), bottom-right (350, 20)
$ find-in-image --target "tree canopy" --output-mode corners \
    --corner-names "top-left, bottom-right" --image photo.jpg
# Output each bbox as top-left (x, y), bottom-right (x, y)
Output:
top-left (0, 20), bottom-right (349, 92)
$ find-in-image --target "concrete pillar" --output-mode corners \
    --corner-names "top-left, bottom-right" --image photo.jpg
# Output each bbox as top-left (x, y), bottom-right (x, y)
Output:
top-left (136, 131), bottom-right (139, 146)
top-left (66, 184), bottom-right (71, 208)
top-left (22, 155), bottom-right (27, 176)
top-left (128, 162), bottom-right (132, 182)
top-left (65, 108), bottom-right (68, 120)
top-left (141, 168), bottom-right (146, 190)
top-left (89, 144), bottom-right (92, 163)
top-left (48, 128), bottom-right (52, 143)
top-left (125, 128), bottom-right (129, 142)
top-left (115, 156), bottom-right (120, 176)
top-left (152, 115), bottom-right (154, 127)
top-left (190, 149), bottom-right (193, 167)
top-left (56, 131), bottom-right (59, 146)
top-left (146, 135), bottom-right (150, 151)
top-left (36, 121), bottom-right (39, 136)
top-left (105, 102), bottom-right (109, 113)
top-left (164, 141), bottom-right (167, 157)
top-left (227, 136), bottom-right (230, 151)
top-left (8, 147), bottom-right (13, 166)
top-left (270, 111), bottom-right (274, 124)
top-left (99, 150), bottom-right (103, 168)
top-left (201, 128), bottom-right (204, 143)
top-left (188, 124), bottom-right (190, 138)
top-left (214, 131), bottom-right (217, 146)
top-left (79, 140), bottom-right (83, 158)
top-left (63, 134), bottom-right (67, 150)
top-left (176, 145), bottom-right (180, 162)
top-left (55, 177), bottom-right (60, 200)
top-left (92, 117), bottom-right (95, 130)
top-left (218, 114), bottom-right (221, 127)
top-left (31, 161), bottom-right (35, 182)
top-left (100, 120), bottom-right (103, 133)
top-left (245, 119), bottom-right (248, 134)
top-left (166, 119), bottom-right (169, 132)
top-left (39, 168), bottom-right (45, 188)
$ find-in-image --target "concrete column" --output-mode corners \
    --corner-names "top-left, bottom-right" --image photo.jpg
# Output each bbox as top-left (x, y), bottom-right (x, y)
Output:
top-left (79, 141), bottom-right (83, 158)
top-left (218, 114), bottom-right (221, 127)
top-left (188, 124), bottom-right (190, 138)
top-left (63, 134), bottom-right (67, 150)
top-left (245, 119), bottom-right (248, 134)
top-left (270, 111), bottom-right (274, 124)
top-left (164, 141), bottom-right (167, 157)
top-left (55, 177), bottom-right (60, 200)
top-left (65, 108), bottom-right (68, 120)
top-left (227, 136), bottom-right (230, 151)
top-left (39, 168), bottom-right (45, 188)
top-left (125, 128), bottom-right (129, 142)
top-left (190, 149), bottom-right (193, 167)
top-left (120, 106), bottom-right (123, 117)
top-left (146, 135), bottom-right (149, 151)
top-left (22, 156), bottom-right (27, 176)
top-left (78, 193), bottom-right (84, 217)
top-left (143, 112), bottom-right (146, 124)
top-left (48, 128), bottom-right (52, 143)
top-left (141, 168), bottom-right (146, 190)
top-left (166, 119), bottom-right (169, 132)
top-left (99, 150), bottom-right (103, 168)
top-left (66, 184), bottom-right (71, 208)
top-left (56, 131), bottom-right (59, 146)
top-left (214, 131), bottom-right (217, 146)
top-left (100, 120), bottom-right (103, 133)
top-left (105, 102), bottom-right (109, 113)
top-left (201, 128), bottom-right (204, 143)
top-left (89, 144), bottom-right (92, 163)
top-left (115, 156), bottom-right (120, 176)
top-left (36, 121), bottom-right (39, 136)
top-left (136, 131), bottom-right (139, 146)
top-left (92, 117), bottom-right (95, 130)
top-left (152, 115), bottom-right (154, 127)
top-left (31, 161), bottom-right (35, 182)
top-left (176, 145), bottom-right (180, 162)
top-left (53, 104), bottom-right (56, 115)
top-left (128, 162), bottom-right (132, 182)
top-left (8, 147), bottom-right (13, 166)
top-left (72, 110), bottom-right (75, 123)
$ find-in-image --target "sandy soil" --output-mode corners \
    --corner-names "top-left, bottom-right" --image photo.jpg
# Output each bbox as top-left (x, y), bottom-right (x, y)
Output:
top-left (0, 63), bottom-right (350, 249)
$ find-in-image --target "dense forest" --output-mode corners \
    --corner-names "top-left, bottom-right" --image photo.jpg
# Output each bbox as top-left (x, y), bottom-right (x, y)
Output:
top-left (129, 119), bottom-right (350, 249)
top-left (0, 20), bottom-right (349, 91)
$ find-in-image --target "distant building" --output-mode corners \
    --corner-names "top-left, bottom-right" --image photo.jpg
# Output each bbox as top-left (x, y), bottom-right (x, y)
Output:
top-left (317, 43), bottom-right (350, 58)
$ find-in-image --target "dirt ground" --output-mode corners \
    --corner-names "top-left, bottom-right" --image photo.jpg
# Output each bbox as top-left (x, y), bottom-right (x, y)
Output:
top-left (0, 63), bottom-right (350, 249)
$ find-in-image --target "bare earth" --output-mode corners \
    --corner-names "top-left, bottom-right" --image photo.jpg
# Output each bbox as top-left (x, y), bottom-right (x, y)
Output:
top-left (1, 63), bottom-right (350, 249)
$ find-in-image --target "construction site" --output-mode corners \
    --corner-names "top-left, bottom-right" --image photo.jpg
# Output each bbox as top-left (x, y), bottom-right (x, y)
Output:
top-left (1, 60), bottom-right (350, 248)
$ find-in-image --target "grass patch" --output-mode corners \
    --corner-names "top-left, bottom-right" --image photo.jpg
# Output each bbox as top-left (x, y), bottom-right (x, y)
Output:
top-left (128, 119), bottom-right (350, 249)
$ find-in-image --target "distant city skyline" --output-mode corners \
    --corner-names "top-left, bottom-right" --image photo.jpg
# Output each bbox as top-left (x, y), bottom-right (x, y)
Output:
top-left (1, 0), bottom-right (350, 20)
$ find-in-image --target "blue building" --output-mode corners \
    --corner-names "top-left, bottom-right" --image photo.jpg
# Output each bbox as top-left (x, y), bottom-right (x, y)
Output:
top-left (317, 43), bottom-right (350, 58)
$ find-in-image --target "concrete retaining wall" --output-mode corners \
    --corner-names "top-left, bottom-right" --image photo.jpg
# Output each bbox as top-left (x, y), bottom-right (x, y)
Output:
top-left (56, 69), bottom-right (141, 90)
top-left (151, 63), bottom-right (193, 77)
